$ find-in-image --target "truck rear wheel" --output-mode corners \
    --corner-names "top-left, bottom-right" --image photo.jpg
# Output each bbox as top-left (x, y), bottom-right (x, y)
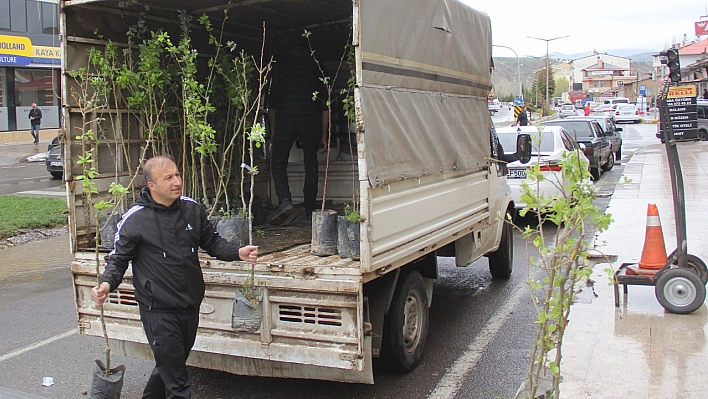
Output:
top-left (488, 217), bottom-right (513, 279)
top-left (382, 271), bottom-right (429, 373)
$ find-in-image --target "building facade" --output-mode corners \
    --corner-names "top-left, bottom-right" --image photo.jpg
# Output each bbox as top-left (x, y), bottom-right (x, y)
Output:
top-left (0, 0), bottom-right (60, 132)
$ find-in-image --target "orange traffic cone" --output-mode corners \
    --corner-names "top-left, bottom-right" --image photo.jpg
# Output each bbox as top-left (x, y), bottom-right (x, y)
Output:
top-left (638, 204), bottom-right (668, 269)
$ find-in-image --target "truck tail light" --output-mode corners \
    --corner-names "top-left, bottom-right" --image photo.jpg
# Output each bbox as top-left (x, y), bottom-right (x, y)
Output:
top-left (539, 163), bottom-right (563, 172)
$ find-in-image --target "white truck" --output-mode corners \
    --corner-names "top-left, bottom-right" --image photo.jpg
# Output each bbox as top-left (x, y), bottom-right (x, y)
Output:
top-left (64, 0), bottom-right (529, 384)
top-left (488, 98), bottom-right (502, 115)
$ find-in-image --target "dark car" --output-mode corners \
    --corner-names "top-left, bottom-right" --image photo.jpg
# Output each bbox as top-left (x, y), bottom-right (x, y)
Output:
top-left (566, 115), bottom-right (623, 160)
top-left (45, 136), bottom-right (62, 179)
top-left (544, 119), bottom-right (613, 180)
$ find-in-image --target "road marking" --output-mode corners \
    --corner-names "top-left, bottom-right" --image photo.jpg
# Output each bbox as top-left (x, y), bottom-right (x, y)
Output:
top-left (429, 287), bottom-right (526, 399)
top-left (13, 189), bottom-right (66, 198)
top-left (0, 329), bottom-right (75, 363)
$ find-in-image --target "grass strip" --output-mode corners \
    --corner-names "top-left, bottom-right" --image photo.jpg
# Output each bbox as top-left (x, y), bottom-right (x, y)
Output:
top-left (0, 196), bottom-right (67, 239)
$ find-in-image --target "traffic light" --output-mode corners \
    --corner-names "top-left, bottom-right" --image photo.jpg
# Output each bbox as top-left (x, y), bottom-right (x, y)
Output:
top-left (660, 48), bottom-right (681, 84)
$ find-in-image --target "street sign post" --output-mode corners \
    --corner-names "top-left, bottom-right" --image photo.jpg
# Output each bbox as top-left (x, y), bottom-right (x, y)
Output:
top-left (513, 97), bottom-right (523, 106)
top-left (661, 85), bottom-right (698, 140)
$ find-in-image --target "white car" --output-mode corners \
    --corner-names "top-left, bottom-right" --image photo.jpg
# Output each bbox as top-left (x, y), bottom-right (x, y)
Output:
top-left (613, 104), bottom-right (640, 123)
top-left (559, 104), bottom-right (576, 118)
top-left (497, 126), bottom-right (590, 210)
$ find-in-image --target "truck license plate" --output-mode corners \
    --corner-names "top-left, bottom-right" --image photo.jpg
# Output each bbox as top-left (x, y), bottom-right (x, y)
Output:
top-left (507, 169), bottom-right (526, 179)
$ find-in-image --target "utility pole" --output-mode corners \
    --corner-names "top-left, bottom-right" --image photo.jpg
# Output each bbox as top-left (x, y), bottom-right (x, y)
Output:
top-left (528, 35), bottom-right (569, 114)
top-left (492, 44), bottom-right (522, 100)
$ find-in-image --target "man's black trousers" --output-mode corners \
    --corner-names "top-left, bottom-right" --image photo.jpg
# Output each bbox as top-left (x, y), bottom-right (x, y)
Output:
top-left (271, 114), bottom-right (320, 210)
top-left (139, 308), bottom-right (199, 399)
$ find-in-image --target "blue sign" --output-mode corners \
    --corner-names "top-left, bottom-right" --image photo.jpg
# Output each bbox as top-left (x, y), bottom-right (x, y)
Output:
top-left (0, 54), bottom-right (31, 66)
top-left (514, 97), bottom-right (523, 106)
top-left (639, 84), bottom-right (647, 96)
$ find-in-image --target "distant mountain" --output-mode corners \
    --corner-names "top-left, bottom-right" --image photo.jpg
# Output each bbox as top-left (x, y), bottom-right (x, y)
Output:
top-left (551, 49), bottom-right (657, 62)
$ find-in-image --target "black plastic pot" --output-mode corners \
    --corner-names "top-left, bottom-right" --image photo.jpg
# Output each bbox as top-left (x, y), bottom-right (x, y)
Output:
top-left (345, 219), bottom-right (361, 260)
top-left (217, 216), bottom-right (248, 247)
top-left (89, 359), bottom-right (125, 399)
top-left (232, 289), bottom-right (263, 333)
top-left (337, 216), bottom-right (351, 258)
top-left (99, 213), bottom-right (121, 250)
top-left (311, 209), bottom-right (338, 256)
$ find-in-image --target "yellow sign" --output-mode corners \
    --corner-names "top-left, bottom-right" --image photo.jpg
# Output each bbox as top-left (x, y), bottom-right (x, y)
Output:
top-left (33, 46), bottom-right (61, 59)
top-left (0, 35), bottom-right (33, 57)
top-left (667, 85), bottom-right (697, 98)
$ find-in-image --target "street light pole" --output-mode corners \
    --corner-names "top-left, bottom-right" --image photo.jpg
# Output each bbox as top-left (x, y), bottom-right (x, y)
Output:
top-left (528, 35), bottom-right (569, 113)
top-left (492, 44), bottom-right (522, 100)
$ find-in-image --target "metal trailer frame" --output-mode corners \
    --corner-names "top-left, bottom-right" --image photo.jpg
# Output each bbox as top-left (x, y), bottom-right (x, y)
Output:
top-left (614, 80), bottom-right (708, 314)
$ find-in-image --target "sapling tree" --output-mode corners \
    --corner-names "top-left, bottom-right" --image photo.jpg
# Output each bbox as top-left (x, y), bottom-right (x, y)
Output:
top-left (514, 127), bottom-right (612, 399)
top-left (302, 29), bottom-right (352, 213)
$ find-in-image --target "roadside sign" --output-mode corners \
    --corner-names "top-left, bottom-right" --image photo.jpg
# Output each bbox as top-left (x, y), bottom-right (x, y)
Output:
top-left (662, 85), bottom-right (698, 140)
top-left (514, 105), bottom-right (522, 118)
top-left (514, 97), bottom-right (523, 106)
top-left (695, 20), bottom-right (708, 36)
top-left (639, 84), bottom-right (647, 96)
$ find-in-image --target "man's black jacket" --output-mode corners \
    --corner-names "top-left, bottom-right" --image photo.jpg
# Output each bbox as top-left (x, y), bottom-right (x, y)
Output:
top-left (101, 187), bottom-right (241, 311)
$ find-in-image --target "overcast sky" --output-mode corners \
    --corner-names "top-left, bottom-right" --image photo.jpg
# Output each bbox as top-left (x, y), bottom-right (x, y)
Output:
top-left (462, 0), bottom-right (708, 58)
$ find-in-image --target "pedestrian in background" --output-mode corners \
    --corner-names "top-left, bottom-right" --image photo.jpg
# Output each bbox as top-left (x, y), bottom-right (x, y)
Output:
top-left (515, 105), bottom-right (529, 126)
top-left (703, 89), bottom-right (708, 100)
top-left (584, 102), bottom-right (591, 116)
top-left (91, 155), bottom-right (258, 399)
top-left (268, 45), bottom-right (329, 225)
top-left (28, 103), bottom-right (42, 144)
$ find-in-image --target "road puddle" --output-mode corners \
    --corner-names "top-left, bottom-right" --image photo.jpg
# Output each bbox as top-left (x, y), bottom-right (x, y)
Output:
top-left (0, 234), bottom-right (74, 283)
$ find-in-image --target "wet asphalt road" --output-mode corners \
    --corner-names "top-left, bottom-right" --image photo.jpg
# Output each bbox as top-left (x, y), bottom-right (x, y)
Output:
top-left (0, 123), bottom-right (652, 399)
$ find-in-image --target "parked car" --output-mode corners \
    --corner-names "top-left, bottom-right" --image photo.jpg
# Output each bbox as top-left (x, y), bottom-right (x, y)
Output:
top-left (544, 119), bottom-right (613, 180)
top-left (559, 104), bottom-right (576, 118)
top-left (45, 136), bottom-right (62, 179)
top-left (566, 115), bottom-right (623, 159)
top-left (496, 125), bottom-right (589, 210)
top-left (613, 104), bottom-right (640, 123)
top-left (592, 104), bottom-right (616, 120)
top-left (603, 97), bottom-right (630, 105)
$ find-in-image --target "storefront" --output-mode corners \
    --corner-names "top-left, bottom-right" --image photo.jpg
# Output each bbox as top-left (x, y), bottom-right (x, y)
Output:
top-left (0, 0), bottom-right (61, 132)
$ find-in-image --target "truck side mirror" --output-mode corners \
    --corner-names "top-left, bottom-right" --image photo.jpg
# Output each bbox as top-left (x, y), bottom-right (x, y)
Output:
top-left (615, 127), bottom-right (623, 132)
top-left (515, 133), bottom-right (531, 164)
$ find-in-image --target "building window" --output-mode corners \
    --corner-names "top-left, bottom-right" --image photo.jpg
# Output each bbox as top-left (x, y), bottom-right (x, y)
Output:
top-left (26, 0), bottom-right (41, 34)
top-left (593, 82), bottom-right (598, 88)
top-left (15, 68), bottom-right (58, 107)
top-left (10, 0), bottom-right (26, 32)
top-left (41, 1), bottom-right (57, 34)
top-left (0, 0), bottom-right (10, 31)
top-left (600, 82), bottom-right (605, 88)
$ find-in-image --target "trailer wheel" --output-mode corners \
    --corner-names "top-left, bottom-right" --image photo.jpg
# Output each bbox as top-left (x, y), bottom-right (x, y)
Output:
top-left (488, 218), bottom-right (513, 279)
top-left (382, 271), bottom-right (429, 373)
top-left (655, 268), bottom-right (705, 314)
top-left (674, 254), bottom-right (708, 285)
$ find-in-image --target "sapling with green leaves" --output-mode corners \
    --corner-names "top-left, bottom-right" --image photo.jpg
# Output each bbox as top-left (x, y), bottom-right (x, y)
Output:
top-left (514, 127), bottom-right (612, 399)
top-left (302, 29), bottom-right (352, 213)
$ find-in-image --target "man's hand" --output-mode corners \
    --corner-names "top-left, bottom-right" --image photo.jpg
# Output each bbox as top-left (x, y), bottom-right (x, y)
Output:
top-left (91, 282), bottom-right (111, 306)
top-left (319, 137), bottom-right (328, 154)
top-left (239, 245), bottom-right (259, 265)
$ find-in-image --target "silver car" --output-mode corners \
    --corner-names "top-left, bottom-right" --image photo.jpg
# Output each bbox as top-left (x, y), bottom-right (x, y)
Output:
top-left (559, 104), bottom-right (576, 118)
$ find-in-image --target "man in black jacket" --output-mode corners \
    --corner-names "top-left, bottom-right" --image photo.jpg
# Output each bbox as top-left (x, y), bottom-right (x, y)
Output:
top-left (28, 103), bottom-right (42, 144)
top-left (91, 155), bottom-right (258, 399)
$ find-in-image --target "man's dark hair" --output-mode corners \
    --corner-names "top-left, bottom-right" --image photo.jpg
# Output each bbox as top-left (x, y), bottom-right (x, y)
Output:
top-left (143, 155), bottom-right (176, 184)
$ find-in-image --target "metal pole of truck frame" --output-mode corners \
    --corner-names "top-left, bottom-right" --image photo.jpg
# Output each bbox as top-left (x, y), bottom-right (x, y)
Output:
top-left (528, 35), bottom-right (568, 113)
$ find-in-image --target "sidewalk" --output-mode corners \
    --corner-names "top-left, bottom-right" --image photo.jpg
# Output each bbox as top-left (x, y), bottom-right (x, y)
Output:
top-left (560, 141), bottom-right (708, 398)
top-left (0, 129), bottom-right (60, 145)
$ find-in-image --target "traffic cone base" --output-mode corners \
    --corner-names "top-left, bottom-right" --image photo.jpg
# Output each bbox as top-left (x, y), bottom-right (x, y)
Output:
top-left (638, 203), bottom-right (668, 269)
